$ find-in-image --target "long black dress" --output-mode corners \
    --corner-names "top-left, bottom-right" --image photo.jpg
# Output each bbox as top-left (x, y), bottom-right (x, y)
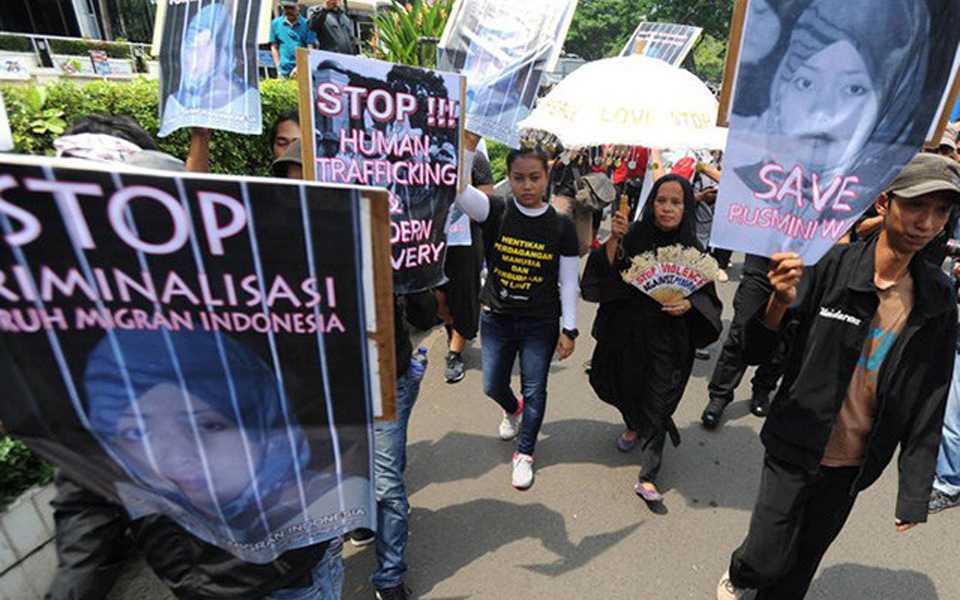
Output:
top-left (583, 174), bottom-right (723, 484)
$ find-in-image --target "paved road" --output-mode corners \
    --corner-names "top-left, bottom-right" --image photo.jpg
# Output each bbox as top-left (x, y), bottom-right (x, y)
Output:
top-left (109, 258), bottom-right (960, 600)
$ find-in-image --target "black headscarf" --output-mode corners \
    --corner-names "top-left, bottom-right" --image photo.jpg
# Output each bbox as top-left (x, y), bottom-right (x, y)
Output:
top-left (624, 174), bottom-right (701, 257)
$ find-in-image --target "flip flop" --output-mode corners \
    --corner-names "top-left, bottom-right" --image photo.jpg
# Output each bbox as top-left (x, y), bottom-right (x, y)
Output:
top-left (634, 481), bottom-right (663, 503)
top-left (616, 433), bottom-right (638, 452)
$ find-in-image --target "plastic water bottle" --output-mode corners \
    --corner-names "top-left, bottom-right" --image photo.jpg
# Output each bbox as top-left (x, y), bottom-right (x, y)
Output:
top-left (410, 346), bottom-right (429, 381)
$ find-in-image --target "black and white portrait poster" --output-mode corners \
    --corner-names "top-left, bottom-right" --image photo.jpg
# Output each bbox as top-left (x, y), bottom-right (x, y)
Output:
top-left (712, 0), bottom-right (960, 262)
top-left (302, 49), bottom-right (465, 294)
top-left (619, 22), bottom-right (703, 66)
top-left (437, 0), bottom-right (579, 148)
top-left (0, 155), bottom-right (388, 563)
top-left (158, 0), bottom-right (263, 137)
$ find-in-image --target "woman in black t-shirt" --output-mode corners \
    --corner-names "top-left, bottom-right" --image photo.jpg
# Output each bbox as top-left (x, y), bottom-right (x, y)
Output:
top-left (458, 140), bottom-right (580, 490)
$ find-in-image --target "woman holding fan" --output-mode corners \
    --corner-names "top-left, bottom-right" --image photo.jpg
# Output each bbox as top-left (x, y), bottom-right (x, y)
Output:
top-left (583, 174), bottom-right (722, 504)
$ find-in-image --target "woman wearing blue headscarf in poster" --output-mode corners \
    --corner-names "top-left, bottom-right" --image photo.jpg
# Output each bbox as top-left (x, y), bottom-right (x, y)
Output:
top-left (159, 1), bottom-right (262, 137)
top-left (713, 0), bottom-right (960, 261)
top-left (82, 329), bottom-right (371, 564)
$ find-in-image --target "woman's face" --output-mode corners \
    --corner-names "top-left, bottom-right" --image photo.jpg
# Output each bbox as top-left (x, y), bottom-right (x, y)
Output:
top-left (186, 27), bottom-right (217, 84)
top-left (111, 383), bottom-right (259, 510)
top-left (509, 156), bottom-right (549, 208)
top-left (653, 181), bottom-right (685, 232)
top-left (742, 0), bottom-right (781, 64)
top-left (776, 40), bottom-right (879, 168)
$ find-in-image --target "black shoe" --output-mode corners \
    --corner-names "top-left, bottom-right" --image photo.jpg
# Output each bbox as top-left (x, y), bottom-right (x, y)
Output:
top-left (376, 585), bottom-right (410, 600)
top-left (701, 397), bottom-right (728, 430)
top-left (444, 351), bottom-right (465, 383)
top-left (349, 527), bottom-right (375, 547)
top-left (750, 391), bottom-right (771, 417)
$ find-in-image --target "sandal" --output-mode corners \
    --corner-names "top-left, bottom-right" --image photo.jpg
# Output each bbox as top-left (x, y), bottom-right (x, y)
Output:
top-left (634, 481), bottom-right (663, 503)
top-left (616, 431), bottom-right (638, 452)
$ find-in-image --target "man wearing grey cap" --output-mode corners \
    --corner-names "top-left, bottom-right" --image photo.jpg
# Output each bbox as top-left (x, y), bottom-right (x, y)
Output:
top-left (718, 152), bottom-right (960, 600)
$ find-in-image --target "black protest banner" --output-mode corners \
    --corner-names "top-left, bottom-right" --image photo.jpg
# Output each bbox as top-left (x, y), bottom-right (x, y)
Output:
top-left (0, 155), bottom-right (394, 563)
top-left (298, 49), bottom-right (465, 295)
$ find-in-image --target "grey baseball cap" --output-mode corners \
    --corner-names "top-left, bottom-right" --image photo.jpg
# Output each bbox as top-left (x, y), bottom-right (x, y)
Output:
top-left (888, 153), bottom-right (960, 201)
top-left (940, 122), bottom-right (958, 151)
top-left (272, 138), bottom-right (303, 177)
top-left (278, 0), bottom-right (298, 7)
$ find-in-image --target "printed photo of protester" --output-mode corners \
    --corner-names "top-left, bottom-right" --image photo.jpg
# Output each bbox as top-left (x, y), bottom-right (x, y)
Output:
top-left (159, 0), bottom-right (263, 136)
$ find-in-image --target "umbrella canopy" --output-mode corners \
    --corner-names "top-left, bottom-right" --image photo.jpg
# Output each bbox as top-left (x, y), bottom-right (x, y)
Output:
top-left (519, 54), bottom-right (726, 150)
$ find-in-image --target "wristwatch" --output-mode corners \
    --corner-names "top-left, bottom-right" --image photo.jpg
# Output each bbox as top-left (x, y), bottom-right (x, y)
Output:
top-left (562, 327), bottom-right (579, 340)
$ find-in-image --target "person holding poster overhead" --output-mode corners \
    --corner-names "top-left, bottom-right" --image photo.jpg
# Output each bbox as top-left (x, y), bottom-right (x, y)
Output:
top-left (717, 154), bottom-right (960, 600)
top-left (582, 175), bottom-right (722, 504)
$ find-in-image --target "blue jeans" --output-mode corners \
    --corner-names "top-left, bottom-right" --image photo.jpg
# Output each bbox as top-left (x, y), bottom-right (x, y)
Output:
top-left (480, 311), bottom-right (559, 455)
top-left (261, 541), bottom-right (343, 600)
top-left (371, 369), bottom-right (421, 589)
top-left (935, 351), bottom-right (960, 496)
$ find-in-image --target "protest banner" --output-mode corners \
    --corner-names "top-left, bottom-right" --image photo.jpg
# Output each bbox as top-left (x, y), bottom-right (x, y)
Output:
top-left (711, 0), bottom-right (960, 262)
top-left (437, 0), bottom-right (579, 148)
top-left (157, 0), bottom-right (264, 137)
top-left (297, 48), bottom-right (466, 294)
top-left (619, 22), bottom-right (703, 67)
top-left (0, 154), bottom-right (395, 563)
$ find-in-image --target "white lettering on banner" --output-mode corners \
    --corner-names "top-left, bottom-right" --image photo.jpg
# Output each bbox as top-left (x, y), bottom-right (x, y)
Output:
top-left (819, 307), bottom-right (862, 326)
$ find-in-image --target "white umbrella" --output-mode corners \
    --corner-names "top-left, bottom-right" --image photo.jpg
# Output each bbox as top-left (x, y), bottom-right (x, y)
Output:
top-left (519, 54), bottom-right (726, 150)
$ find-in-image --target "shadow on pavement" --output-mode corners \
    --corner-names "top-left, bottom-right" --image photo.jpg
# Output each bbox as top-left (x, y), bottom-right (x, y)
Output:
top-left (659, 421), bottom-right (763, 512)
top-left (533, 419), bottom-right (762, 512)
top-left (807, 564), bottom-right (939, 599)
top-left (403, 500), bottom-right (639, 594)
top-left (405, 431), bottom-right (516, 497)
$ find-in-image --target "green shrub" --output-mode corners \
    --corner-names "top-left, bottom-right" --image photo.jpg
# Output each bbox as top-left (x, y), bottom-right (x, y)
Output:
top-left (2, 77), bottom-right (300, 176)
top-left (0, 34), bottom-right (33, 53)
top-left (48, 39), bottom-right (133, 60)
top-left (0, 436), bottom-right (55, 511)
top-left (486, 140), bottom-right (509, 183)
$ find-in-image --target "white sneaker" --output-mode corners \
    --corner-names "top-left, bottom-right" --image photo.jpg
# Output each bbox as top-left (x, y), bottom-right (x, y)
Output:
top-left (512, 453), bottom-right (535, 489)
top-left (716, 570), bottom-right (751, 600)
top-left (498, 398), bottom-right (523, 440)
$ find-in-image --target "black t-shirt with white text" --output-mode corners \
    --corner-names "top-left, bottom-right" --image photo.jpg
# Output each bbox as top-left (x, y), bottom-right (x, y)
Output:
top-left (480, 197), bottom-right (578, 319)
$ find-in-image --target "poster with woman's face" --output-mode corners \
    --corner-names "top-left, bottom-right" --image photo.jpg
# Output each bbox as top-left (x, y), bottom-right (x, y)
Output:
top-left (0, 156), bottom-right (384, 563)
top-left (711, 0), bottom-right (960, 262)
top-left (437, 0), bottom-right (579, 148)
top-left (158, 0), bottom-right (263, 137)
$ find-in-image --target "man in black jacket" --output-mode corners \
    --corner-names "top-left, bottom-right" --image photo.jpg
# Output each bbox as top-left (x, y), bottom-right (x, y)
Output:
top-left (308, 0), bottom-right (359, 56)
top-left (717, 153), bottom-right (960, 600)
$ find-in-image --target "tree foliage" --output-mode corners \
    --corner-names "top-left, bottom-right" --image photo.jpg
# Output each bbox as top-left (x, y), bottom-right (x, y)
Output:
top-left (564, 0), bottom-right (734, 82)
